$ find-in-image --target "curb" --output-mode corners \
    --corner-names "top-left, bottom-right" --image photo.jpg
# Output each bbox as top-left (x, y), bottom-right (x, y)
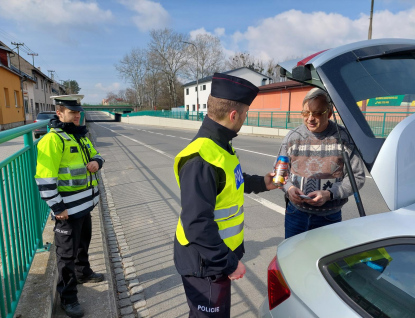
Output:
top-left (88, 120), bottom-right (150, 317)
top-left (99, 168), bottom-right (150, 318)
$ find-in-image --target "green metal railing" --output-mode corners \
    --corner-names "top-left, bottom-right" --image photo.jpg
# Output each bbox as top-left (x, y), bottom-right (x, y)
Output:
top-left (0, 121), bottom-right (50, 318)
top-left (116, 110), bottom-right (415, 138)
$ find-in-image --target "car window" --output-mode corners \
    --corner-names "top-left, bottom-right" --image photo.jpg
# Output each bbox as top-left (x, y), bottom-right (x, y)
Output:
top-left (37, 113), bottom-right (55, 120)
top-left (326, 244), bottom-right (415, 318)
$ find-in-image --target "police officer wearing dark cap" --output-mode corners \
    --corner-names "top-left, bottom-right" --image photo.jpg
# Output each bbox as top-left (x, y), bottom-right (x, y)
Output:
top-left (35, 95), bottom-right (104, 318)
top-left (173, 73), bottom-right (280, 317)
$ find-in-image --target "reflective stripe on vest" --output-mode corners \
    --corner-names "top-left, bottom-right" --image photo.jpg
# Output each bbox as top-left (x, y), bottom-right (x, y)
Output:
top-left (174, 138), bottom-right (245, 251)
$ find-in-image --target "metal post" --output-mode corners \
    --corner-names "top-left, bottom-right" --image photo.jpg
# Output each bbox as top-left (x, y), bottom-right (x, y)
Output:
top-left (11, 42), bottom-right (26, 123)
top-left (182, 41), bottom-right (199, 120)
top-left (23, 132), bottom-right (43, 249)
top-left (368, 0), bottom-right (374, 40)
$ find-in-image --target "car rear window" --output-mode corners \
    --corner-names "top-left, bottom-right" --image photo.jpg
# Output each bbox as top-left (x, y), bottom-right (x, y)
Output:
top-left (37, 113), bottom-right (55, 120)
top-left (324, 243), bottom-right (415, 318)
top-left (320, 44), bottom-right (415, 138)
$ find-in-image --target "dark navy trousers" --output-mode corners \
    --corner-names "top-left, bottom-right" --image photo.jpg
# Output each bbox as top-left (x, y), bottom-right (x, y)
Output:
top-left (54, 213), bottom-right (93, 304)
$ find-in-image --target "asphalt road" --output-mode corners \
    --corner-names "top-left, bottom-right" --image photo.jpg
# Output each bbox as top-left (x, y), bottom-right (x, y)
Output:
top-left (87, 112), bottom-right (389, 318)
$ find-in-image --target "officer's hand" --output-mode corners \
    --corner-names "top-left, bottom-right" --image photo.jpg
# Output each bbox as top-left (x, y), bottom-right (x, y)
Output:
top-left (265, 172), bottom-right (287, 190)
top-left (55, 210), bottom-right (69, 221)
top-left (86, 161), bottom-right (99, 173)
top-left (228, 261), bottom-right (246, 280)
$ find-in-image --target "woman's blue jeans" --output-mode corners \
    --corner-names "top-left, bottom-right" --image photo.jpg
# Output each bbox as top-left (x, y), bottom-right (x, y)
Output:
top-left (285, 201), bottom-right (342, 239)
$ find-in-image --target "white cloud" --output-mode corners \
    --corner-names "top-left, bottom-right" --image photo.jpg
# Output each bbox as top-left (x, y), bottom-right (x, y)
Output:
top-left (0, 0), bottom-right (112, 29)
top-left (95, 82), bottom-right (121, 92)
top-left (214, 28), bottom-right (225, 37)
top-left (189, 28), bottom-right (211, 40)
top-left (231, 8), bottom-right (415, 62)
top-left (119, 0), bottom-right (169, 31)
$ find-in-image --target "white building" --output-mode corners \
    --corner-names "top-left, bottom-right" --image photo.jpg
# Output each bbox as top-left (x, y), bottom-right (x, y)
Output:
top-left (183, 67), bottom-right (272, 113)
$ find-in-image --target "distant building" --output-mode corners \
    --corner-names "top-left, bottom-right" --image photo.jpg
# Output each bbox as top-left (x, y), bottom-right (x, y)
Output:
top-left (0, 45), bottom-right (25, 130)
top-left (0, 41), bottom-right (65, 122)
top-left (250, 80), bottom-right (312, 112)
top-left (183, 67), bottom-right (272, 113)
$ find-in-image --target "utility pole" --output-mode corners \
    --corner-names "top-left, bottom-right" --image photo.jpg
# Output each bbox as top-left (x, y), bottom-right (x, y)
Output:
top-left (48, 70), bottom-right (55, 80)
top-left (27, 52), bottom-right (38, 66)
top-left (368, 0), bottom-right (374, 40)
top-left (182, 41), bottom-right (200, 120)
top-left (11, 42), bottom-right (27, 123)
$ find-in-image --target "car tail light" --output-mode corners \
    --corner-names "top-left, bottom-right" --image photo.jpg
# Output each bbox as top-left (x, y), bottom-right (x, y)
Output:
top-left (34, 120), bottom-right (37, 123)
top-left (268, 255), bottom-right (290, 310)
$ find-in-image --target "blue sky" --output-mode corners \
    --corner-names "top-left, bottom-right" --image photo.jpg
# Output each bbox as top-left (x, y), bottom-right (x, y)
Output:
top-left (0, 0), bottom-right (414, 104)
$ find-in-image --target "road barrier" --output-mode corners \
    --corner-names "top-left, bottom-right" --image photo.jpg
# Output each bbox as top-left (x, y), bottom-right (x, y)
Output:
top-left (122, 110), bottom-right (415, 138)
top-left (0, 121), bottom-right (50, 318)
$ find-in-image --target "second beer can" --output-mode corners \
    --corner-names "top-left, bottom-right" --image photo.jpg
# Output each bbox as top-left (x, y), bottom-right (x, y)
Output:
top-left (273, 155), bottom-right (289, 186)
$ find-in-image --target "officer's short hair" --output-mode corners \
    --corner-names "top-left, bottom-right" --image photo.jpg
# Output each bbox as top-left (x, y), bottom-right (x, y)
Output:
top-left (56, 105), bottom-right (66, 112)
top-left (207, 95), bottom-right (246, 120)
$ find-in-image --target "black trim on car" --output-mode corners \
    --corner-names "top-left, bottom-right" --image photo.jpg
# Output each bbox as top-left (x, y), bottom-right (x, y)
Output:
top-left (318, 237), bottom-right (415, 318)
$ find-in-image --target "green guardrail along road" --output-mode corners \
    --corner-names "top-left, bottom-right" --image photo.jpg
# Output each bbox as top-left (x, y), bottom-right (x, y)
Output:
top-left (0, 121), bottom-right (50, 318)
top-left (112, 109), bottom-right (414, 138)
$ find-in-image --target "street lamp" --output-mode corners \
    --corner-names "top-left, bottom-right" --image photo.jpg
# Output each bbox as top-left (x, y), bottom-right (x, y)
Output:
top-left (182, 41), bottom-right (199, 120)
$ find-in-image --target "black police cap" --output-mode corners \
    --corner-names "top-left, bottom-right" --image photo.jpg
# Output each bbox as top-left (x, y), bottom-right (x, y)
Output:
top-left (211, 73), bottom-right (259, 106)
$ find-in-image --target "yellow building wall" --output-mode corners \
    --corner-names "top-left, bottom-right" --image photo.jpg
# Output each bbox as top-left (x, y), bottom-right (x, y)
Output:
top-left (0, 67), bottom-right (24, 125)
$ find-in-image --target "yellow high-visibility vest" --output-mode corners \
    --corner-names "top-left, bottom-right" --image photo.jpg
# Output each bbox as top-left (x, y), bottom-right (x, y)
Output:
top-left (36, 128), bottom-right (99, 192)
top-left (174, 138), bottom-right (245, 251)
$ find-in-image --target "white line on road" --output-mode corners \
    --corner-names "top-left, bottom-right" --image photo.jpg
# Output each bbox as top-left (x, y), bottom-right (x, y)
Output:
top-left (234, 147), bottom-right (275, 158)
top-left (94, 123), bottom-right (174, 159)
top-left (245, 194), bottom-right (286, 215)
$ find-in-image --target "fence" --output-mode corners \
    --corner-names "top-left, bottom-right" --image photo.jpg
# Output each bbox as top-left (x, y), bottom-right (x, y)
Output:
top-left (121, 110), bottom-right (415, 138)
top-left (0, 121), bottom-right (49, 318)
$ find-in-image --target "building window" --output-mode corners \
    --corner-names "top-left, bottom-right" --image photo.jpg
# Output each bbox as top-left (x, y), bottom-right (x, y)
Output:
top-left (262, 78), bottom-right (267, 86)
top-left (202, 85), bottom-right (206, 91)
top-left (195, 87), bottom-right (197, 92)
top-left (192, 104), bottom-right (195, 111)
top-left (186, 88), bottom-right (189, 95)
top-left (4, 88), bottom-right (10, 107)
top-left (14, 90), bottom-right (20, 107)
top-left (203, 104), bottom-right (206, 109)
top-left (41, 79), bottom-right (43, 90)
top-left (35, 76), bottom-right (38, 89)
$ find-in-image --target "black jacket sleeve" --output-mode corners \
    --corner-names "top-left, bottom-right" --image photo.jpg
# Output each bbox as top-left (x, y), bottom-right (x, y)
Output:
top-left (179, 156), bottom-right (239, 276)
top-left (243, 173), bottom-right (268, 194)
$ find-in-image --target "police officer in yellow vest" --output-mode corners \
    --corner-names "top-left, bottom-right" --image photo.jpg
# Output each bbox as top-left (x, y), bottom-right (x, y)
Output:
top-left (174, 73), bottom-right (280, 317)
top-left (35, 95), bottom-right (104, 318)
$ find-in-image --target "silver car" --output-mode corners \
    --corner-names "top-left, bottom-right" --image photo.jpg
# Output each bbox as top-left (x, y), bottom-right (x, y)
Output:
top-left (259, 38), bottom-right (415, 318)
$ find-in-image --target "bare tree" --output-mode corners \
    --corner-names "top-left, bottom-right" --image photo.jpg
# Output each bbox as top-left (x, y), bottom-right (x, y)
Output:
top-left (225, 52), bottom-right (269, 74)
top-left (225, 52), bottom-right (256, 70)
top-left (115, 48), bottom-right (148, 109)
top-left (183, 34), bottom-right (225, 81)
top-left (148, 28), bottom-right (188, 109)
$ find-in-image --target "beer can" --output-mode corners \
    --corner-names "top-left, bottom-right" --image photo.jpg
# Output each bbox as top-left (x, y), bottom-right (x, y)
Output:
top-left (272, 155), bottom-right (289, 186)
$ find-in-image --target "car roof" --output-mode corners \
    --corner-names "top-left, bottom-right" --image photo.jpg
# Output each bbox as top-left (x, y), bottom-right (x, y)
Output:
top-left (277, 205), bottom-right (415, 317)
top-left (279, 38), bottom-right (415, 75)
